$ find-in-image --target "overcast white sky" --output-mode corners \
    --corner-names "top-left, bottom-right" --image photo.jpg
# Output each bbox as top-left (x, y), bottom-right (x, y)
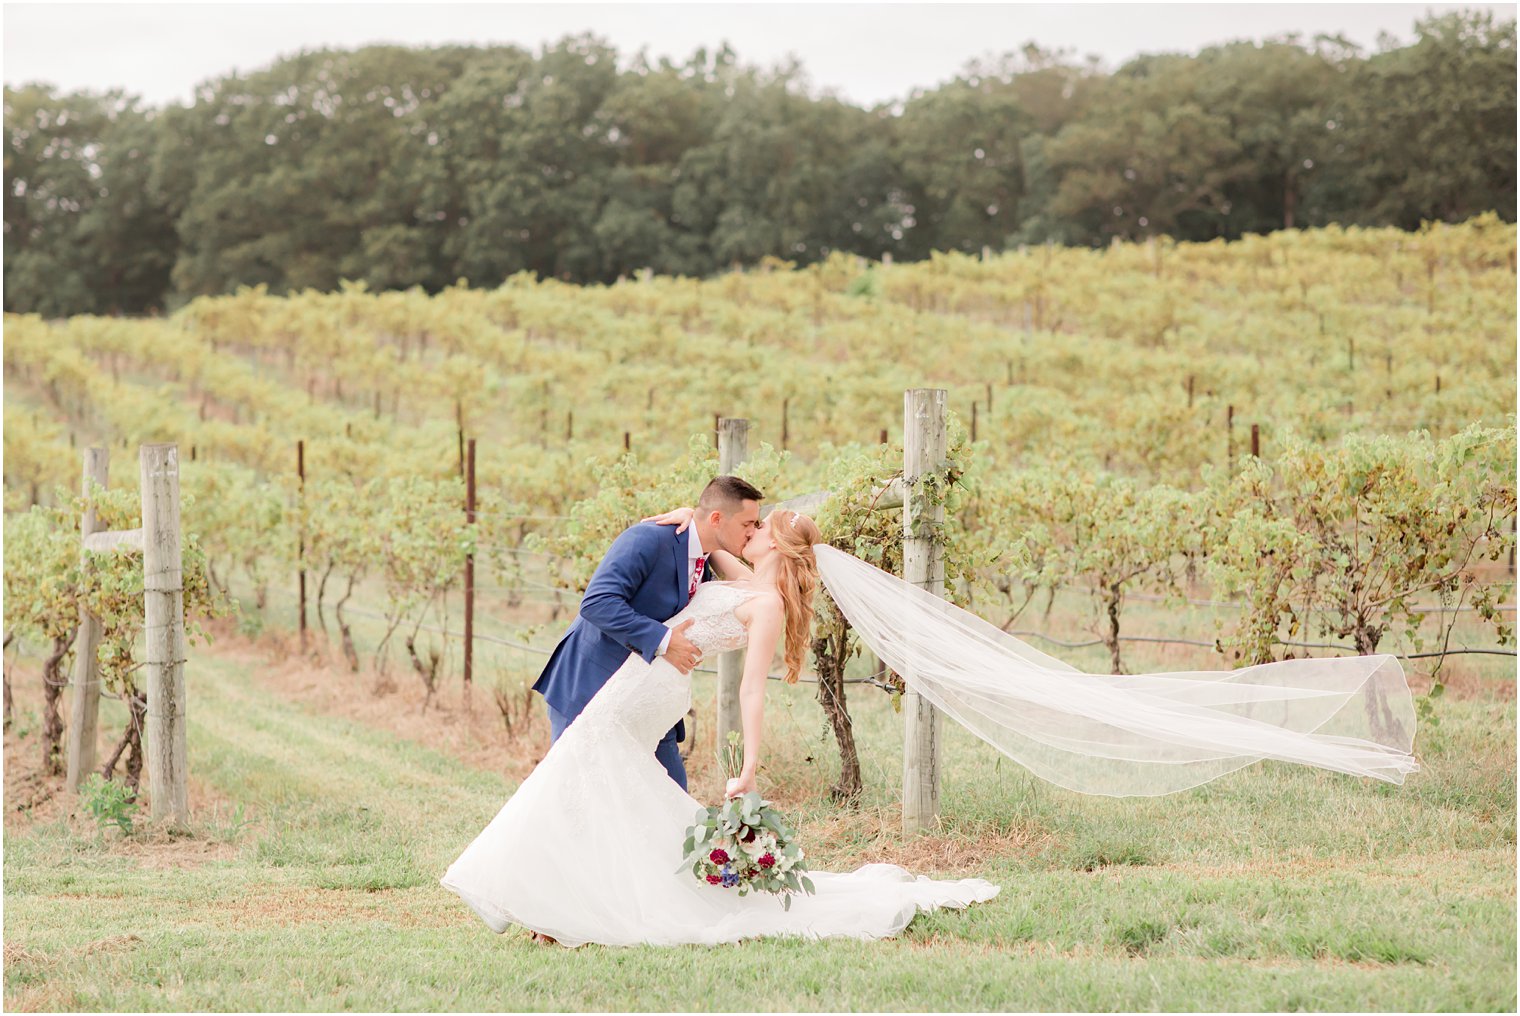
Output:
top-left (3, 2), bottom-right (1515, 108)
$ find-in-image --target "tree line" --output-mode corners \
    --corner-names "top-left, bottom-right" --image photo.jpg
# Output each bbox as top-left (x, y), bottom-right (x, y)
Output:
top-left (4, 10), bottom-right (1514, 317)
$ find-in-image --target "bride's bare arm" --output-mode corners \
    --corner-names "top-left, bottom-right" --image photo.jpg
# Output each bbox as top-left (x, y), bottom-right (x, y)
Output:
top-left (727, 593), bottom-right (783, 799)
top-left (639, 508), bottom-right (755, 580)
top-left (707, 549), bottom-right (753, 581)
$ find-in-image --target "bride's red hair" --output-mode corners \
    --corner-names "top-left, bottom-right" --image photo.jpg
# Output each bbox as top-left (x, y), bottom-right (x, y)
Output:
top-left (767, 510), bottom-right (822, 684)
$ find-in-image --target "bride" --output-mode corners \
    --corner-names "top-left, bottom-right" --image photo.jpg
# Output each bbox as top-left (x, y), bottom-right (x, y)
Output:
top-left (442, 508), bottom-right (1418, 947)
top-left (442, 509), bottom-right (999, 947)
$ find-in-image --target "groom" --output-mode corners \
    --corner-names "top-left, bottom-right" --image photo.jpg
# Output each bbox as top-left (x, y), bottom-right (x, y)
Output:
top-left (532, 475), bottom-right (764, 790)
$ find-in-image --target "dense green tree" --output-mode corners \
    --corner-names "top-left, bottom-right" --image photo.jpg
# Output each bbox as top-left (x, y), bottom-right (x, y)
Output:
top-left (162, 45), bottom-right (479, 300)
top-left (4, 86), bottom-right (174, 315)
top-left (1307, 11), bottom-right (1517, 227)
top-left (896, 45), bottom-right (1099, 256)
top-left (1189, 39), bottom-right (1343, 233)
top-left (1032, 55), bottom-right (1246, 244)
top-left (436, 35), bottom-right (620, 284)
top-left (587, 48), bottom-right (732, 277)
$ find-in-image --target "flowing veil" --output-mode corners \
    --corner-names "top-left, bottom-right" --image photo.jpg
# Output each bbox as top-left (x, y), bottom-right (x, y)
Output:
top-left (812, 544), bottom-right (1419, 797)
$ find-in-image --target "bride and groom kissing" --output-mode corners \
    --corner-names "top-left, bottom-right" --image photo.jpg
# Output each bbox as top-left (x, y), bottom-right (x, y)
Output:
top-left (533, 474), bottom-right (767, 793)
top-left (441, 474), bottom-right (1419, 947)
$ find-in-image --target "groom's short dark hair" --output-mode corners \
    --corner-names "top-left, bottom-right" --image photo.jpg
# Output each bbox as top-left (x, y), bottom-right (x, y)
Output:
top-left (699, 476), bottom-right (764, 512)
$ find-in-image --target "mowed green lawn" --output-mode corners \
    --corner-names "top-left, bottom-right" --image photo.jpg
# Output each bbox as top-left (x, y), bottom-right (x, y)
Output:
top-left (4, 639), bottom-right (1514, 1012)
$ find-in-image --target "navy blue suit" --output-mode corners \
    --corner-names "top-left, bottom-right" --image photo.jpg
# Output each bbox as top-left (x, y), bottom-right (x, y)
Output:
top-left (532, 522), bottom-right (708, 789)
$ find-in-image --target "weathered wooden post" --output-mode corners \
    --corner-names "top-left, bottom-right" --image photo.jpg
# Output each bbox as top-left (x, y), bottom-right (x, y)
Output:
top-left (1226, 404), bottom-right (1235, 470)
top-left (463, 438), bottom-right (477, 700)
top-left (455, 399), bottom-right (466, 475)
top-left (716, 417), bottom-right (750, 745)
top-left (66, 448), bottom-right (108, 793)
top-left (297, 440), bottom-right (307, 652)
top-left (902, 389), bottom-right (947, 835)
top-left (141, 444), bottom-right (188, 827)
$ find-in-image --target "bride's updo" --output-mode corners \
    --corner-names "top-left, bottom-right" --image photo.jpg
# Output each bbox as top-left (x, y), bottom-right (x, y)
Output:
top-left (767, 509), bottom-right (822, 684)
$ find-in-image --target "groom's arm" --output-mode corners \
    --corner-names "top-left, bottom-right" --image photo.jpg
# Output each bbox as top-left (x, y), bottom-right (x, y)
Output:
top-left (579, 525), bottom-right (672, 664)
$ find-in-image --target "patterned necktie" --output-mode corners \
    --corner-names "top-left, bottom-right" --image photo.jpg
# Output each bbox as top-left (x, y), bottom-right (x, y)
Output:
top-left (690, 555), bottom-right (707, 597)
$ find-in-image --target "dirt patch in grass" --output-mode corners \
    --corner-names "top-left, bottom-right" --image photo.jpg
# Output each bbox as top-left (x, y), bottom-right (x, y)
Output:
top-left (794, 808), bottom-right (1048, 876)
top-left (206, 623), bottom-right (555, 784)
top-left (2, 941), bottom-right (52, 968)
top-left (79, 934), bottom-right (141, 956)
top-left (1406, 659), bottom-right (1515, 701)
top-left (4, 983), bottom-right (80, 1014)
top-left (214, 886), bottom-right (469, 929)
top-left (111, 834), bottom-right (241, 870)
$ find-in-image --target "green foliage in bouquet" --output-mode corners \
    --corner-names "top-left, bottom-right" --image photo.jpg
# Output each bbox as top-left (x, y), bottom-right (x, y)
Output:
top-left (679, 733), bottom-right (816, 909)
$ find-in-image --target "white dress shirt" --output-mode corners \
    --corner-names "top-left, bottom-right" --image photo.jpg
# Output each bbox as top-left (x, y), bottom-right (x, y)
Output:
top-left (658, 525), bottom-right (706, 657)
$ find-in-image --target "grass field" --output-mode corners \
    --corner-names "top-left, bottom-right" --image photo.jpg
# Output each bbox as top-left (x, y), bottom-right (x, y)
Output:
top-left (3, 598), bottom-right (1514, 1012)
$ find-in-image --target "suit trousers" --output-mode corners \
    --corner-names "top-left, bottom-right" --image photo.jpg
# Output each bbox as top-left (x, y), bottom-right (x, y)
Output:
top-left (547, 702), bottom-right (687, 792)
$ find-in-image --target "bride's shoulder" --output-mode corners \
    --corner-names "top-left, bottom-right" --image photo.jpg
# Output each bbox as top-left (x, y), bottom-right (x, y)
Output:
top-left (735, 586), bottom-right (783, 619)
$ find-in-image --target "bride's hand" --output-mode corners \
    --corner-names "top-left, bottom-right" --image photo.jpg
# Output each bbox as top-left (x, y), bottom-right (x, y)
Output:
top-left (724, 773), bottom-right (756, 800)
top-left (642, 506), bottom-right (695, 533)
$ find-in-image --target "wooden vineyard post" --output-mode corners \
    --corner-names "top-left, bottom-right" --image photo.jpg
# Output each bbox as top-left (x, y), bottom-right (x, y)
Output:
top-left (463, 438), bottom-right (477, 701)
top-left (1251, 423), bottom-right (1260, 459)
top-left (1226, 404), bottom-right (1235, 471)
top-left (902, 389), bottom-right (947, 835)
top-left (455, 400), bottom-right (465, 476)
top-left (716, 418), bottom-right (750, 746)
top-left (66, 448), bottom-right (108, 793)
top-left (297, 440), bottom-right (307, 652)
top-left (141, 444), bottom-right (188, 828)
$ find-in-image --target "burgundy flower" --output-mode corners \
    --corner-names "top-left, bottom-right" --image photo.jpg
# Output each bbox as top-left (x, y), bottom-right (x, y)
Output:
top-left (758, 853), bottom-right (776, 869)
top-left (741, 828), bottom-right (757, 843)
top-left (709, 848), bottom-right (730, 864)
top-left (706, 874), bottom-right (723, 885)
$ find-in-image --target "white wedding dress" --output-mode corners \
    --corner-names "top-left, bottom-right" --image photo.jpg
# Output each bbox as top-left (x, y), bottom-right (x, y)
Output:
top-left (441, 581), bottom-right (1000, 947)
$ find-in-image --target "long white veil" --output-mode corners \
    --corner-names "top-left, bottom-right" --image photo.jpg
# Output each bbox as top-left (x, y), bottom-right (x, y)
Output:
top-left (812, 544), bottom-right (1419, 797)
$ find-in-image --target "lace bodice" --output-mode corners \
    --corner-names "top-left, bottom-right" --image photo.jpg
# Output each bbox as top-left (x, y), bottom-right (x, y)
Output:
top-left (664, 581), bottom-right (762, 654)
top-left (567, 581), bottom-right (763, 750)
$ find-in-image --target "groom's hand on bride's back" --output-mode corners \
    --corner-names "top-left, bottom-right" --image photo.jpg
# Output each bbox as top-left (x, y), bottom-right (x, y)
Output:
top-left (663, 620), bottom-right (702, 675)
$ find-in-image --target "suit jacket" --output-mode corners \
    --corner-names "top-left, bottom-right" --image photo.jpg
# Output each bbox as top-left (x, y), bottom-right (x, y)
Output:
top-left (532, 522), bottom-right (710, 738)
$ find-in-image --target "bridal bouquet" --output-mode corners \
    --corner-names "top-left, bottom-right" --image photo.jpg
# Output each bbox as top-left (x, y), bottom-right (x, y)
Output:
top-left (680, 735), bottom-right (816, 909)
